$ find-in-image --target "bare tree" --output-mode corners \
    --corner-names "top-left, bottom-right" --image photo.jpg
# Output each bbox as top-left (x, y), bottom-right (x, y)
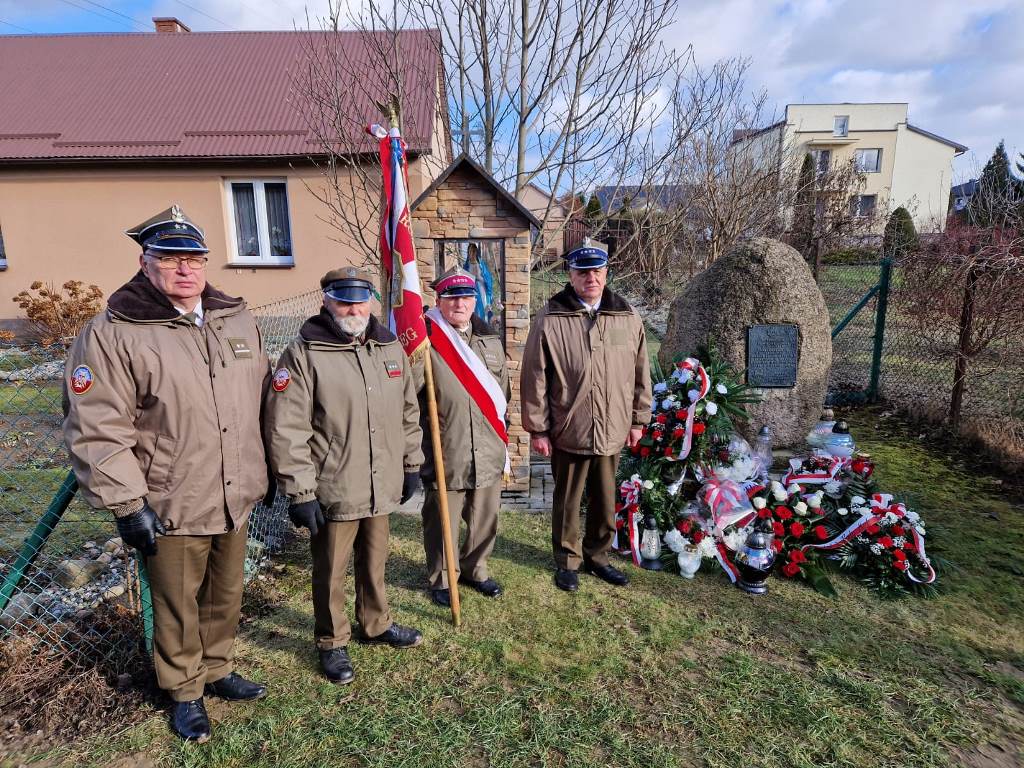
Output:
top-left (672, 59), bottom-right (791, 269)
top-left (406, 0), bottom-right (687, 255)
top-left (901, 182), bottom-right (1024, 429)
top-left (291, 1), bottom-right (444, 267)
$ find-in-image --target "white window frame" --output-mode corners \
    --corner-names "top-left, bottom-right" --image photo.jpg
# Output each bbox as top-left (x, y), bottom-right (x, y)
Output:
top-left (833, 115), bottom-right (849, 137)
top-left (851, 194), bottom-right (877, 218)
top-left (224, 178), bottom-right (295, 266)
top-left (810, 148), bottom-right (831, 176)
top-left (0, 218), bottom-right (7, 270)
top-left (855, 148), bottom-right (882, 173)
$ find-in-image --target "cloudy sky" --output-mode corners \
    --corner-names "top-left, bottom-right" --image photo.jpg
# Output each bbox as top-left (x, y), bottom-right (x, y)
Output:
top-left (2, 0), bottom-right (1020, 181)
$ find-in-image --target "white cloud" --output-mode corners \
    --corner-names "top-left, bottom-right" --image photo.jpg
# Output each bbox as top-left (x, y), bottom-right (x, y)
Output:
top-left (668, 0), bottom-right (1024, 179)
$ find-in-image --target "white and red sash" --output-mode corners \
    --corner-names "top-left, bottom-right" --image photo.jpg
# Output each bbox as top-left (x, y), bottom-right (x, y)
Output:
top-left (425, 307), bottom-right (510, 475)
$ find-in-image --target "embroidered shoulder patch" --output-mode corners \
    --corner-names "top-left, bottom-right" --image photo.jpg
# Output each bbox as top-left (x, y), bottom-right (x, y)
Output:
top-left (70, 365), bottom-right (94, 395)
top-left (272, 368), bottom-right (291, 392)
top-left (384, 360), bottom-right (402, 378)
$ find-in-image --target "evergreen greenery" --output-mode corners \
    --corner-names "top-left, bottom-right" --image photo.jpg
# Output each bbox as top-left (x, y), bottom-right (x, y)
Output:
top-left (881, 207), bottom-right (918, 261)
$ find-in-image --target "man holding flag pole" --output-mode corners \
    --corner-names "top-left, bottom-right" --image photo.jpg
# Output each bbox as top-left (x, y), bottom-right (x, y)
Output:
top-left (415, 267), bottom-right (511, 608)
top-left (368, 119), bottom-right (464, 626)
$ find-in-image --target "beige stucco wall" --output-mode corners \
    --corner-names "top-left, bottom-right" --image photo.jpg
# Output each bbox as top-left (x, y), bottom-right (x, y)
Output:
top-left (785, 103), bottom-right (909, 134)
top-left (781, 103), bottom-right (957, 233)
top-left (520, 184), bottom-right (565, 259)
top-left (0, 155), bottom-right (442, 320)
top-left (891, 126), bottom-right (956, 230)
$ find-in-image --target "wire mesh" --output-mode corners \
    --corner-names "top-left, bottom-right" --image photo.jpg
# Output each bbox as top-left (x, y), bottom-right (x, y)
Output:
top-left (531, 256), bottom-right (1021, 462)
top-left (0, 328), bottom-right (295, 663)
top-left (818, 261), bottom-right (882, 402)
top-left (0, 344), bottom-right (142, 663)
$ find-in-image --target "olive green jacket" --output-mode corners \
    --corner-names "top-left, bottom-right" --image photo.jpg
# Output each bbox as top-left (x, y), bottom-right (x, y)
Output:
top-left (62, 271), bottom-right (270, 535)
top-left (414, 314), bottom-right (511, 491)
top-left (264, 310), bottom-right (423, 521)
top-left (521, 285), bottom-right (652, 456)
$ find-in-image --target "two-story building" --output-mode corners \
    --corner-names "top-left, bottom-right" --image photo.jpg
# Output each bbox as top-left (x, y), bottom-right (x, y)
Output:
top-left (740, 103), bottom-right (966, 233)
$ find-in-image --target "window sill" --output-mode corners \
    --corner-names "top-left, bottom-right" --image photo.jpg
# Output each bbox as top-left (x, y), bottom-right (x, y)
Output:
top-left (224, 262), bottom-right (295, 269)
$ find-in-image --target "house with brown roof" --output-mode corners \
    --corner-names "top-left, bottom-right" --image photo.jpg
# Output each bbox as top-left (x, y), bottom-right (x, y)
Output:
top-left (0, 19), bottom-right (451, 321)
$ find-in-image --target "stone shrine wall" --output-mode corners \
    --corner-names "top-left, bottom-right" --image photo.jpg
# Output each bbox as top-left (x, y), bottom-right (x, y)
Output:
top-left (412, 165), bottom-right (532, 491)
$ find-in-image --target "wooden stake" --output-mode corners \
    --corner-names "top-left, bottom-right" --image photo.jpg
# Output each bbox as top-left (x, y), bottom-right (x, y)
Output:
top-left (422, 351), bottom-right (461, 627)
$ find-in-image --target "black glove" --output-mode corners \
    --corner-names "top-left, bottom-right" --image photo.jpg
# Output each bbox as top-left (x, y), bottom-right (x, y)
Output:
top-left (289, 499), bottom-right (326, 537)
top-left (116, 502), bottom-right (166, 557)
top-left (262, 473), bottom-right (278, 508)
top-left (400, 471), bottom-right (421, 504)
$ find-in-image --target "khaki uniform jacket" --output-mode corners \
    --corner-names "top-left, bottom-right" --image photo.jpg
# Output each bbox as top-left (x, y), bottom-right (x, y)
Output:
top-left (264, 310), bottom-right (423, 521)
top-left (521, 285), bottom-right (652, 456)
top-left (62, 271), bottom-right (270, 536)
top-left (414, 314), bottom-right (511, 491)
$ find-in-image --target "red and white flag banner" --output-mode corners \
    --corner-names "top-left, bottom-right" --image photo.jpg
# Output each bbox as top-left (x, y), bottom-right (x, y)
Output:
top-left (369, 123), bottom-right (428, 358)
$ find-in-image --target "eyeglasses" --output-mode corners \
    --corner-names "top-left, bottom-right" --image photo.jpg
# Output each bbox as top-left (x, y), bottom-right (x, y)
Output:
top-left (149, 254), bottom-right (209, 270)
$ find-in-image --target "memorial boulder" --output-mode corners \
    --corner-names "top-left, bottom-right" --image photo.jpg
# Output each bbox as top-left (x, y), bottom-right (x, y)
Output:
top-left (660, 237), bottom-right (832, 447)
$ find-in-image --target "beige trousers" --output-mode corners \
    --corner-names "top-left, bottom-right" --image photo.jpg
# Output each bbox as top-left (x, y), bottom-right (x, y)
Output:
top-left (421, 484), bottom-right (500, 589)
top-left (145, 521), bottom-right (249, 702)
top-left (310, 515), bottom-right (393, 650)
top-left (550, 450), bottom-right (620, 571)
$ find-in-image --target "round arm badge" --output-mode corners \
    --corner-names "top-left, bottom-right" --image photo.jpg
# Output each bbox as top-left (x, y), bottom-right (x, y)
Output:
top-left (70, 365), bottom-right (94, 395)
top-left (272, 367), bottom-right (291, 392)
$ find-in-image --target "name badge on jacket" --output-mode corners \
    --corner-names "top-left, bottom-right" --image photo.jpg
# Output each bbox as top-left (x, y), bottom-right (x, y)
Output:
top-left (384, 360), bottom-right (402, 378)
top-left (227, 338), bottom-right (253, 359)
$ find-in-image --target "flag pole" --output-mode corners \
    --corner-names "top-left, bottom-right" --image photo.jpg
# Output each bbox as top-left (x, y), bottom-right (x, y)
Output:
top-left (422, 351), bottom-right (461, 627)
top-left (375, 98), bottom-right (460, 626)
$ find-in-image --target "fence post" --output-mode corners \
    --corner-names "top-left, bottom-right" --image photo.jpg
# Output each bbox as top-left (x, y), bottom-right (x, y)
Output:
top-left (950, 263), bottom-right (980, 430)
top-left (136, 552), bottom-right (154, 656)
top-left (867, 258), bottom-right (893, 402)
top-left (0, 471), bottom-right (78, 614)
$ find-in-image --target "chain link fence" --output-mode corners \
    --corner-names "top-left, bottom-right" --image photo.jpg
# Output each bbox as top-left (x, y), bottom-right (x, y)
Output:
top-left (0, 294), bottom-right (308, 667)
top-left (531, 252), bottom-right (1022, 468)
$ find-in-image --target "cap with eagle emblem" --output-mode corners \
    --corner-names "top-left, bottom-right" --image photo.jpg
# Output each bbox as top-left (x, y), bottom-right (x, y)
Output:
top-left (431, 266), bottom-right (477, 298)
top-left (125, 204), bottom-right (209, 254)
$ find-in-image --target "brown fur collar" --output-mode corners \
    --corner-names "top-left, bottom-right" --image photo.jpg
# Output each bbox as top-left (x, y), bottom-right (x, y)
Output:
top-left (299, 307), bottom-right (396, 347)
top-left (107, 270), bottom-right (243, 322)
top-left (546, 284), bottom-right (633, 315)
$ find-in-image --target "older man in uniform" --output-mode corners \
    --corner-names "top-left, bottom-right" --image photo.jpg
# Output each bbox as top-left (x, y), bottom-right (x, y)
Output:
top-left (416, 267), bottom-right (511, 608)
top-left (265, 268), bottom-right (424, 685)
top-left (521, 241), bottom-right (652, 592)
top-left (63, 205), bottom-right (270, 743)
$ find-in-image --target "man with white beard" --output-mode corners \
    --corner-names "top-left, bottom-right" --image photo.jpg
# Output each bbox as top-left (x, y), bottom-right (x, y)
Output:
top-left (264, 267), bottom-right (425, 684)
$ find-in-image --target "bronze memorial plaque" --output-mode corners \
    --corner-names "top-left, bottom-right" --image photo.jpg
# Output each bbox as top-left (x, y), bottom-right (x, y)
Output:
top-left (746, 324), bottom-right (798, 388)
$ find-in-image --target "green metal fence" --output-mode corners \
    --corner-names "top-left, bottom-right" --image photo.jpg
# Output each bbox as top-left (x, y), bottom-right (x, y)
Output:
top-left (0, 291), bottom-right (312, 664)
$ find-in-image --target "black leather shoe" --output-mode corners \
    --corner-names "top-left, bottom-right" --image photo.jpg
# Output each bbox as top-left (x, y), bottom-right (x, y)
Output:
top-left (554, 568), bottom-right (578, 592)
top-left (430, 588), bottom-right (451, 607)
top-left (319, 647), bottom-right (355, 685)
top-left (358, 622), bottom-right (423, 648)
top-left (584, 561), bottom-right (630, 586)
top-left (171, 698), bottom-right (211, 743)
top-left (204, 672), bottom-right (267, 701)
top-left (459, 576), bottom-right (502, 597)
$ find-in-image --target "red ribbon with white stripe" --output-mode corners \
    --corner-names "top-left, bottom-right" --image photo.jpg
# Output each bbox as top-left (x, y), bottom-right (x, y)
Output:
top-left (801, 492), bottom-right (935, 584)
top-left (782, 455), bottom-right (848, 486)
top-left (672, 358), bottom-right (711, 462)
